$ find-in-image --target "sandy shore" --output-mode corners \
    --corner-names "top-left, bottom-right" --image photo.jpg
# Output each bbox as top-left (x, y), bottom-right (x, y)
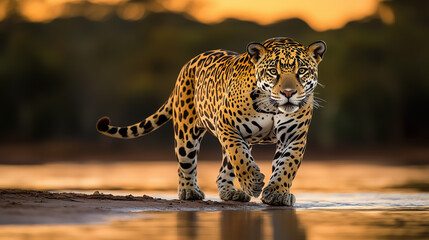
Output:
top-left (0, 190), bottom-right (269, 225)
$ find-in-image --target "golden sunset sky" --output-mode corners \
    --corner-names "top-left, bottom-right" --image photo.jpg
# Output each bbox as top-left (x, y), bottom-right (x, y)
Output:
top-left (1, 0), bottom-right (391, 31)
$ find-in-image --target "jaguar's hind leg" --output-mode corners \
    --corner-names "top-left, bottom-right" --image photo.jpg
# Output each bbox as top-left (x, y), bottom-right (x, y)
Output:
top-left (175, 123), bottom-right (207, 200)
top-left (216, 148), bottom-right (251, 202)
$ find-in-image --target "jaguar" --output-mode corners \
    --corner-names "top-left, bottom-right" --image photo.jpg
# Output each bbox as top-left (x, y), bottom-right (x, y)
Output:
top-left (96, 37), bottom-right (326, 206)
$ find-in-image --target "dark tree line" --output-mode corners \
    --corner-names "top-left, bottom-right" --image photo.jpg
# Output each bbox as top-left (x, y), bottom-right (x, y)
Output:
top-left (0, 0), bottom-right (427, 151)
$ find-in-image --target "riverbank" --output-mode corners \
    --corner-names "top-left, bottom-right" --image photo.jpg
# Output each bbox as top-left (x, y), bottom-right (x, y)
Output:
top-left (0, 190), bottom-right (265, 225)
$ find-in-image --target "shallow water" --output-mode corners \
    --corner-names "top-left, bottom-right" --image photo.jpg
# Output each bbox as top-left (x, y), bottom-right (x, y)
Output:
top-left (1, 207), bottom-right (428, 240)
top-left (0, 161), bottom-right (428, 240)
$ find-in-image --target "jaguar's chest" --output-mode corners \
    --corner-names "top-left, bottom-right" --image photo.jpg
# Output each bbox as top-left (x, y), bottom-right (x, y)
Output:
top-left (236, 114), bottom-right (274, 142)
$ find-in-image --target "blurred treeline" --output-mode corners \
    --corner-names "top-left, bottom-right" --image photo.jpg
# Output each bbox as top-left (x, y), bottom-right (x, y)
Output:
top-left (0, 0), bottom-right (428, 151)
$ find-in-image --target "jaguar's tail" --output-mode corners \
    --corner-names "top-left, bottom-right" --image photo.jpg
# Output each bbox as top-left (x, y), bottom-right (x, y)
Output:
top-left (96, 95), bottom-right (173, 139)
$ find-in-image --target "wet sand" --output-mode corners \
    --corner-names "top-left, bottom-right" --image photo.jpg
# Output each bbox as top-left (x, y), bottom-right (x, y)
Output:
top-left (0, 189), bottom-right (266, 225)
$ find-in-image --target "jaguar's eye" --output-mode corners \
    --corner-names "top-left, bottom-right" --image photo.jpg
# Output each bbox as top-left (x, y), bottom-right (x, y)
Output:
top-left (297, 68), bottom-right (307, 75)
top-left (268, 69), bottom-right (278, 76)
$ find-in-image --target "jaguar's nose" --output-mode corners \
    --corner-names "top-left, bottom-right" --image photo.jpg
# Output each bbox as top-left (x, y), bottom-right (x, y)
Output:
top-left (280, 89), bottom-right (297, 98)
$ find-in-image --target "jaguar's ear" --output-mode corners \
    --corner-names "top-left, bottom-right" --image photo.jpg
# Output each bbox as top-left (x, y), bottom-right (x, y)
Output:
top-left (308, 41), bottom-right (327, 64)
top-left (247, 42), bottom-right (266, 65)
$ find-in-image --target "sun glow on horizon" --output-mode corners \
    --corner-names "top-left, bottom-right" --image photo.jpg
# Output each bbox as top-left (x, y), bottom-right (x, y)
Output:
top-left (2, 0), bottom-right (383, 31)
top-left (164, 0), bottom-right (382, 31)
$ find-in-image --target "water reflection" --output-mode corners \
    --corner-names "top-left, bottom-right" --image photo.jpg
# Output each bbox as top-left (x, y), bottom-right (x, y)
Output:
top-left (1, 208), bottom-right (429, 240)
top-left (269, 209), bottom-right (306, 240)
top-left (177, 212), bottom-right (199, 240)
top-left (220, 211), bottom-right (265, 240)
top-left (174, 210), bottom-right (306, 240)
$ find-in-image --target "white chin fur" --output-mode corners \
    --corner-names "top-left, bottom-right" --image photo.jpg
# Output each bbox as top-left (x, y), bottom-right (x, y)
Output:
top-left (279, 104), bottom-right (299, 113)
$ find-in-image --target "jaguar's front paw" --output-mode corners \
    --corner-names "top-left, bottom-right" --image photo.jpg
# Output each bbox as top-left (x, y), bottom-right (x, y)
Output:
top-left (239, 163), bottom-right (265, 197)
top-left (178, 188), bottom-right (205, 200)
top-left (219, 189), bottom-right (251, 202)
top-left (261, 185), bottom-right (295, 206)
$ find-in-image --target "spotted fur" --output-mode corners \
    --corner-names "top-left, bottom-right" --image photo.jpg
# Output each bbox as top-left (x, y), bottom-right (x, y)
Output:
top-left (96, 37), bottom-right (326, 206)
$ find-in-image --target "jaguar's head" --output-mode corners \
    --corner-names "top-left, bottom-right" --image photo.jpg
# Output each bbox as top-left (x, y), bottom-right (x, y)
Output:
top-left (247, 37), bottom-right (326, 113)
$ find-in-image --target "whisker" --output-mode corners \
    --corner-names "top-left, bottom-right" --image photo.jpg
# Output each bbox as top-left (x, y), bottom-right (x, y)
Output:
top-left (256, 100), bottom-right (271, 112)
top-left (314, 96), bottom-right (326, 103)
top-left (312, 97), bottom-right (324, 109)
top-left (257, 100), bottom-right (272, 107)
top-left (296, 95), bottom-right (306, 101)
top-left (247, 88), bottom-right (258, 94)
top-left (254, 98), bottom-right (270, 104)
top-left (314, 99), bottom-right (326, 105)
top-left (254, 96), bottom-right (277, 112)
top-left (313, 92), bottom-right (327, 106)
